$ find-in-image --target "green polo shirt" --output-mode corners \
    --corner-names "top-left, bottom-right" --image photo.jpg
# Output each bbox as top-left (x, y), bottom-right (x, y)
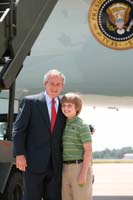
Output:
top-left (62, 116), bottom-right (92, 161)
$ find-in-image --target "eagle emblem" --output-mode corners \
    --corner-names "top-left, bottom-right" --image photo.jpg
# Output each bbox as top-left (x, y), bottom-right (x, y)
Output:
top-left (88, 0), bottom-right (133, 50)
top-left (106, 3), bottom-right (133, 35)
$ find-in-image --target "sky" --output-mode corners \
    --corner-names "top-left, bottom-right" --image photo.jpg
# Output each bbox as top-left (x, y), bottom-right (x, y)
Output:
top-left (79, 106), bottom-right (133, 151)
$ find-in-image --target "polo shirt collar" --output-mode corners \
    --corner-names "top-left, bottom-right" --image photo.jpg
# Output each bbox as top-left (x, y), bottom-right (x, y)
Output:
top-left (67, 116), bottom-right (78, 124)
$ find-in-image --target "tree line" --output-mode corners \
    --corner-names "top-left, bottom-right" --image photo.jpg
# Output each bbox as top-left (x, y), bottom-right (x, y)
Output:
top-left (93, 146), bottom-right (133, 159)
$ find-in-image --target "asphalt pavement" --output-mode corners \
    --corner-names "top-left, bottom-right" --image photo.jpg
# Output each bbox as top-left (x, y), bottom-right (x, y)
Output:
top-left (93, 196), bottom-right (133, 200)
top-left (92, 163), bottom-right (133, 200)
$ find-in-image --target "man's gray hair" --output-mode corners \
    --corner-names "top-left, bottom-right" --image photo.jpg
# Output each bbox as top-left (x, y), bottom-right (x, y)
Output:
top-left (43, 69), bottom-right (65, 84)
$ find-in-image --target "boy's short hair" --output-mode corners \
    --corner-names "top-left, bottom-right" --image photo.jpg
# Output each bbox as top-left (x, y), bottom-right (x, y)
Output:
top-left (61, 93), bottom-right (82, 115)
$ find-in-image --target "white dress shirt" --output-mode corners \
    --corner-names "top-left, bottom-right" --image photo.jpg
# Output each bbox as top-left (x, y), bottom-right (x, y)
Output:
top-left (44, 91), bottom-right (59, 121)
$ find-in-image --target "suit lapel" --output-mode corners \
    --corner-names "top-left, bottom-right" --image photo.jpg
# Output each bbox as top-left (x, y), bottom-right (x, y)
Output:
top-left (52, 100), bottom-right (64, 135)
top-left (37, 93), bottom-right (51, 130)
top-left (56, 101), bottom-right (62, 121)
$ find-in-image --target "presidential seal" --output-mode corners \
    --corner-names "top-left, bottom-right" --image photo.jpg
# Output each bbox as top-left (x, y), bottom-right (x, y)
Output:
top-left (88, 0), bottom-right (133, 50)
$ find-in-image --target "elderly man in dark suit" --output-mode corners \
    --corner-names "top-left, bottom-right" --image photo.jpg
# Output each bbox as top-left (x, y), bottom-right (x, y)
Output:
top-left (13, 69), bottom-right (66, 200)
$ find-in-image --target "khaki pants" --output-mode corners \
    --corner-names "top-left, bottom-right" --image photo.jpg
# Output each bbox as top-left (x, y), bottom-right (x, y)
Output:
top-left (62, 163), bottom-right (92, 200)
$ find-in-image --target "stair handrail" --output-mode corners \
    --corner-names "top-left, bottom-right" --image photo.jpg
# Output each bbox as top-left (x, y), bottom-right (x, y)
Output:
top-left (0, 8), bottom-right (10, 23)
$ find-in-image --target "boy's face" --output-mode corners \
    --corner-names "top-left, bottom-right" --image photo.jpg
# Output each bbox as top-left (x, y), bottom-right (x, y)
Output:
top-left (61, 102), bottom-right (77, 120)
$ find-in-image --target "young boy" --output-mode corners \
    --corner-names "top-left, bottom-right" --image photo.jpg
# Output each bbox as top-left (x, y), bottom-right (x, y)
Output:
top-left (61, 93), bottom-right (92, 200)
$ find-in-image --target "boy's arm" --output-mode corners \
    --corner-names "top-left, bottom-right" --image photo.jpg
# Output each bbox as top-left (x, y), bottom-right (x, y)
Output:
top-left (78, 142), bottom-right (92, 185)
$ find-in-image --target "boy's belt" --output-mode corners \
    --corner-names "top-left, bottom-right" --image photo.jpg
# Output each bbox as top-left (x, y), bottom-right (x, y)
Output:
top-left (63, 160), bottom-right (83, 164)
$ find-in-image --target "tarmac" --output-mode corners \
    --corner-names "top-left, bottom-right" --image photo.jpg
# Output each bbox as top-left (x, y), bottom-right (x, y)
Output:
top-left (2, 163), bottom-right (133, 200)
top-left (92, 163), bottom-right (133, 200)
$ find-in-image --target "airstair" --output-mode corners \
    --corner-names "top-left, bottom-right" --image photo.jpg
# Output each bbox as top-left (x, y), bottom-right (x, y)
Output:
top-left (0, 0), bottom-right (58, 89)
top-left (0, 0), bottom-right (58, 140)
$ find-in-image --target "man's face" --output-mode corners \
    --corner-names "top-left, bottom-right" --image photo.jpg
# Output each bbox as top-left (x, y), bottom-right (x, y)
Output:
top-left (44, 75), bottom-right (64, 98)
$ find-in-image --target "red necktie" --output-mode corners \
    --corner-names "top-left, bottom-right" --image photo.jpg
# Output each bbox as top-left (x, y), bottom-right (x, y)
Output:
top-left (51, 99), bottom-right (57, 133)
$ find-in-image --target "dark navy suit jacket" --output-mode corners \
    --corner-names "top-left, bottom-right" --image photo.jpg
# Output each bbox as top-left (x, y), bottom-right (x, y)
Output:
top-left (13, 92), bottom-right (66, 175)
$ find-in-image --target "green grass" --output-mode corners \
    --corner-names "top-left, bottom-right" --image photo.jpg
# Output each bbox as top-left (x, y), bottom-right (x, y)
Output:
top-left (93, 159), bottom-right (133, 164)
